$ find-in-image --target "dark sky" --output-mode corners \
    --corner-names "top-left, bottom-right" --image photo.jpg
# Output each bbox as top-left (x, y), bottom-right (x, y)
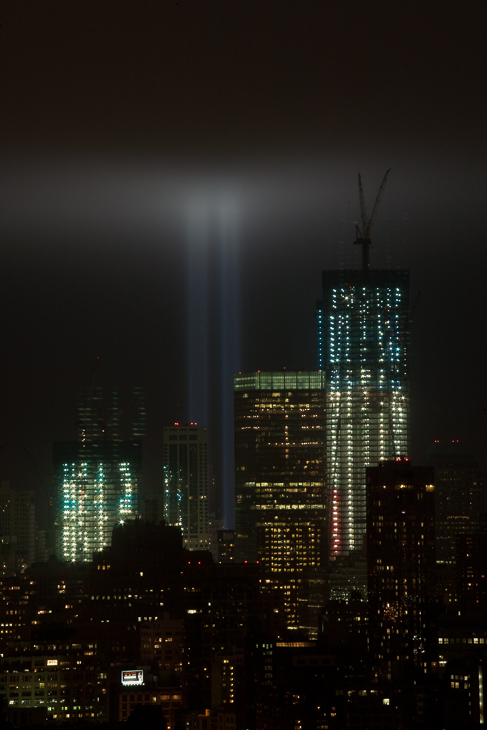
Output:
top-left (2, 1), bottom-right (487, 525)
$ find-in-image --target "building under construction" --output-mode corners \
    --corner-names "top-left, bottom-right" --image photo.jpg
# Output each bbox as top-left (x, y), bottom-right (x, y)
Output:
top-left (317, 172), bottom-right (410, 598)
top-left (52, 381), bottom-right (145, 562)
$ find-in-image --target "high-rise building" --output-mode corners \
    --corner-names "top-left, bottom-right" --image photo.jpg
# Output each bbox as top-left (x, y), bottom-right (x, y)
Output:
top-left (53, 385), bottom-right (144, 562)
top-left (53, 440), bottom-right (141, 562)
top-left (366, 458), bottom-right (436, 680)
top-left (140, 494), bottom-right (165, 525)
top-left (163, 424), bottom-right (209, 551)
top-left (317, 268), bottom-right (409, 596)
top-left (234, 371), bottom-right (327, 637)
top-left (0, 481), bottom-right (36, 574)
top-left (456, 524), bottom-right (487, 617)
top-left (217, 529), bottom-right (235, 564)
top-left (208, 513), bottom-right (225, 562)
top-left (425, 440), bottom-right (484, 566)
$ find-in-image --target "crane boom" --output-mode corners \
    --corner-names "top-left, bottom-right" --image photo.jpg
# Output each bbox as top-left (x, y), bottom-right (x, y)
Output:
top-left (367, 168), bottom-right (390, 236)
top-left (354, 168), bottom-right (391, 270)
top-left (358, 173), bottom-right (367, 233)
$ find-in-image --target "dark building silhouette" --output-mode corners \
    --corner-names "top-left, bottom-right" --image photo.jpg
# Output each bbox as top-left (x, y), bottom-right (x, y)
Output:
top-left (366, 459), bottom-right (436, 681)
top-left (426, 440), bottom-right (484, 566)
top-left (217, 528), bottom-right (235, 563)
top-left (182, 560), bottom-right (266, 717)
top-left (456, 526), bottom-right (487, 617)
top-left (0, 481), bottom-right (36, 574)
top-left (234, 371), bottom-right (327, 638)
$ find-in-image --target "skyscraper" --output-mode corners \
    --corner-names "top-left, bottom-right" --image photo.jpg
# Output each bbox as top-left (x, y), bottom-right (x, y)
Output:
top-left (317, 268), bottom-right (409, 596)
top-left (54, 440), bottom-right (141, 562)
top-left (366, 459), bottom-right (436, 679)
top-left (53, 385), bottom-right (144, 562)
top-left (0, 481), bottom-right (36, 574)
top-left (425, 440), bottom-right (484, 566)
top-left (163, 424), bottom-right (209, 551)
top-left (234, 371), bottom-right (327, 636)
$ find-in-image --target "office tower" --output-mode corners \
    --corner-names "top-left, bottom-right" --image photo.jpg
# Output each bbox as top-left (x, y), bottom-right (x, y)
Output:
top-left (163, 424), bottom-right (209, 551)
top-left (0, 481), bottom-right (36, 574)
top-left (0, 639), bottom-right (109, 724)
top-left (317, 268), bottom-right (409, 596)
top-left (456, 527), bottom-right (487, 617)
top-left (140, 494), bottom-right (165, 524)
top-left (208, 513), bottom-right (225, 562)
top-left (53, 385), bottom-right (143, 562)
top-left (425, 440), bottom-right (483, 566)
top-left (234, 371), bottom-right (327, 637)
top-left (217, 529), bottom-right (235, 564)
top-left (367, 459), bottom-right (436, 679)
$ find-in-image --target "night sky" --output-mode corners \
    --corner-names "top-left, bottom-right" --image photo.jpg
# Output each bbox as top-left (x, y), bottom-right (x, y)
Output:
top-left (2, 1), bottom-right (487, 526)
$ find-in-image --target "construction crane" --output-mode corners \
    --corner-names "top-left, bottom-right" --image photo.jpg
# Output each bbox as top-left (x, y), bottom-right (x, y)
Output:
top-left (354, 168), bottom-right (391, 270)
top-left (77, 356), bottom-right (101, 443)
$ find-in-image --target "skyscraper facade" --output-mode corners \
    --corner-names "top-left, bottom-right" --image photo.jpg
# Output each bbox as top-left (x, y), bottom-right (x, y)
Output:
top-left (54, 440), bottom-right (141, 562)
top-left (163, 424), bottom-right (209, 551)
top-left (234, 371), bottom-right (327, 636)
top-left (53, 385), bottom-right (144, 562)
top-left (0, 481), bottom-right (36, 574)
top-left (366, 459), bottom-right (436, 679)
top-left (425, 440), bottom-right (484, 566)
top-left (317, 269), bottom-right (409, 594)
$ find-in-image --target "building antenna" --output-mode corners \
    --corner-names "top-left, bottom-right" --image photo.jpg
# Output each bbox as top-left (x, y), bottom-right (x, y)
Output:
top-left (354, 169), bottom-right (391, 270)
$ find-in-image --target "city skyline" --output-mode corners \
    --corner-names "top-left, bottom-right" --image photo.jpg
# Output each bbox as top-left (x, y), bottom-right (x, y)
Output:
top-left (1, 2), bottom-right (486, 523)
top-left (1, 4), bottom-right (486, 725)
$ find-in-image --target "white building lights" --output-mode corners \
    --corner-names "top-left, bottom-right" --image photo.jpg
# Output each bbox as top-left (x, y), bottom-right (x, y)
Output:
top-left (318, 270), bottom-right (409, 576)
top-left (55, 440), bottom-right (142, 563)
top-left (60, 458), bottom-right (139, 562)
top-left (54, 387), bottom-right (145, 562)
